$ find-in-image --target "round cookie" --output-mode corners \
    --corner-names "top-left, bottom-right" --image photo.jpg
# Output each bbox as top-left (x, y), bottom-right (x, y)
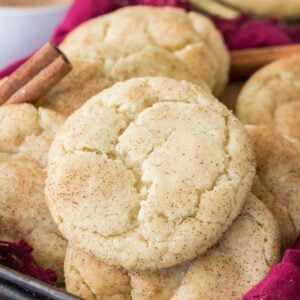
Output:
top-left (65, 194), bottom-right (280, 300)
top-left (0, 104), bottom-right (66, 282)
top-left (42, 41), bottom-right (214, 116)
top-left (59, 6), bottom-right (229, 97)
top-left (246, 125), bottom-right (300, 249)
top-left (222, 0), bottom-right (300, 18)
top-left (236, 55), bottom-right (300, 143)
top-left (46, 77), bottom-right (255, 271)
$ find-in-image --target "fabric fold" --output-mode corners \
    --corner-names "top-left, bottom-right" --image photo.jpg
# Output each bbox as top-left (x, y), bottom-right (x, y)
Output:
top-left (243, 237), bottom-right (300, 300)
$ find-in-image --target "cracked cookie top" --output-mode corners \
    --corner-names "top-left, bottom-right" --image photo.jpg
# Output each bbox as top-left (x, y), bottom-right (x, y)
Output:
top-left (41, 40), bottom-right (214, 116)
top-left (0, 104), bottom-right (65, 167)
top-left (64, 194), bottom-right (280, 300)
top-left (47, 6), bottom-right (229, 115)
top-left (236, 55), bottom-right (300, 144)
top-left (0, 104), bottom-right (66, 282)
top-left (46, 77), bottom-right (255, 271)
top-left (246, 125), bottom-right (300, 249)
top-left (58, 6), bottom-right (229, 100)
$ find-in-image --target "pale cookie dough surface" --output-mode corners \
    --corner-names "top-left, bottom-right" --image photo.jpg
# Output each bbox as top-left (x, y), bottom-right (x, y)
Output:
top-left (0, 104), bottom-right (66, 282)
top-left (65, 194), bottom-right (280, 300)
top-left (246, 125), bottom-right (300, 249)
top-left (46, 77), bottom-right (255, 271)
top-left (236, 55), bottom-right (300, 143)
top-left (0, 104), bottom-right (65, 167)
top-left (222, 0), bottom-right (300, 18)
top-left (59, 6), bottom-right (230, 97)
top-left (42, 40), bottom-right (214, 116)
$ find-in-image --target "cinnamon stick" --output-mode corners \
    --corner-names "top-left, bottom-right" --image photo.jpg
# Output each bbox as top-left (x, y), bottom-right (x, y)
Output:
top-left (231, 44), bottom-right (300, 79)
top-left (5, 56), bottom-right (71, 105)
top-left (0, 43), bottom-right (60, 104)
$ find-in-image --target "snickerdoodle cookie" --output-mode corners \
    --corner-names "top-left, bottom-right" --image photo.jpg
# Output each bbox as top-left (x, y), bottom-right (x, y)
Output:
top-left (46, 77), bottom-right (255, 271)
top-left (222, 0), bottom-right (300, 18)
top-left (43, 5), bottom-right (231, 116)
top-left (236, 55), bottom-right (300, 143)
top-left (247, 125), bottom-right (300, 249)
top-left (65, 194), bottom-right (280, 300)
top-left (0, 104), bottom-right (66, 282)
top-left (42, 40), bottom-right (214, 116)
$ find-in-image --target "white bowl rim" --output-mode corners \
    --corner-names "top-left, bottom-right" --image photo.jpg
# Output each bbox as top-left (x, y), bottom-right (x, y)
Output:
top-left (0, 3), bottom-right (69, 16)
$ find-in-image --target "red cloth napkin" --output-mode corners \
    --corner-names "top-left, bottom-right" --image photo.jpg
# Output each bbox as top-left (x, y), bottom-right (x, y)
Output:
top-left (211, 14), bottom-right (300, 50)
top-left (243, 236), bottom-right (300, 300)
top-left (0, 240), bottom-right (57, 285)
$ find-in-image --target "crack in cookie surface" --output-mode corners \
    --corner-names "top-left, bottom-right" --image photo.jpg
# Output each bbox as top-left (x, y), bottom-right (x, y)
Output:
top-left (64, 195), bottom-right (280, 300)
top-left (246, 125), bottom-right (300, 249)
top-left (48, 6), bottom-right (232, 116)
top-left (47, 78), bottom-right (255, 270)
top-left (57, 104), bottom-right (232, 239)
top-left (0, 104), bottom-right (65, 167)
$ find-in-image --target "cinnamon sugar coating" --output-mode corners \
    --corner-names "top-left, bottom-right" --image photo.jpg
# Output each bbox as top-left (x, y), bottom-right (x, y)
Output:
top-left (0, 104), bottom-right (66, 282)
top-left (64, 195), bottom-right (280, 300)
top-left (42, 6), bottom-right (229, 116)
top-left (246, 125), bottom-right (300, 249)
top-left (46, 77), bottom-right (255, 271)
top-left (237, 55), bottom-right (300, 144)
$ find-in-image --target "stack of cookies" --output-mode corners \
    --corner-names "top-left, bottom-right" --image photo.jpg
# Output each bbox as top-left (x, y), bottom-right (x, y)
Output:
top-left (45, 76), bottom-right (282, 299)
top-left (1, 5), bottom-right (299, 300)
top-left (236, 55), bottom-right (300, 249)
top-left (0, 104), bottom-right (67, 283)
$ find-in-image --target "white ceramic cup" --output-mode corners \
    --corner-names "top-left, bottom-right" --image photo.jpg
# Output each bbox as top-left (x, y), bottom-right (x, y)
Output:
top-left (0, 3), bottom-right (69, 69)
